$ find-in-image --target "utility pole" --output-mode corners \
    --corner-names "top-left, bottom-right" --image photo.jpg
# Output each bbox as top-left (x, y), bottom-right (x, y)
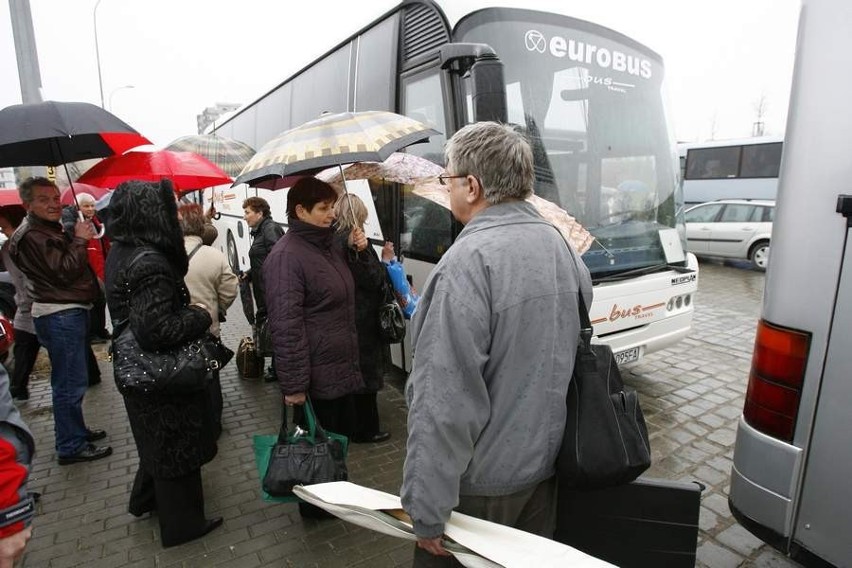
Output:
top-left (8, 0), bottom-right (48, 182)
top-left (9, 0), bottom-right (43, 104)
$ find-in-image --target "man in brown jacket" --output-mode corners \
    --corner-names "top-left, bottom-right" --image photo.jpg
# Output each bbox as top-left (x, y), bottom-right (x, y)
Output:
top-left (9, 177), bottom-right (112, 465)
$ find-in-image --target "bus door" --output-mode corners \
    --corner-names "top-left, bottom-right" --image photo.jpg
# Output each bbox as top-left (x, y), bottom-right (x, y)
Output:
top-left (791, 200), bottom-right (852, 564)
top-left (395, 61), bottom-right (452, 372)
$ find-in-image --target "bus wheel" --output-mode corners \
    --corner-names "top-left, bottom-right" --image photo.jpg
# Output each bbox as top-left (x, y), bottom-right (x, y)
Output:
top-left (750, 241), bottom-right (770, 271)
top-left (226, 230), bottom-right (239, 273)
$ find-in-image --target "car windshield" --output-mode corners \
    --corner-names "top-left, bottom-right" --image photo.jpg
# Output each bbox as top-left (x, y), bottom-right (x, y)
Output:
top-left (457, 9), bottom-right (685, 278)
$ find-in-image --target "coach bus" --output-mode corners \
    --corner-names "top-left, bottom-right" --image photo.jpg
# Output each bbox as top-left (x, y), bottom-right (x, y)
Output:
top-left (204, 0), bottom-right (698, 372)
top-left (728, 0), bottom-right (852, 565)
top-left (678, 136), bottom-right (783, 205)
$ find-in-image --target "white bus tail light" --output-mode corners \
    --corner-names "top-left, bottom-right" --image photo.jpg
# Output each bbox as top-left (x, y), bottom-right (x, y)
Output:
top-left (743, 320), bottom-right (810, 442)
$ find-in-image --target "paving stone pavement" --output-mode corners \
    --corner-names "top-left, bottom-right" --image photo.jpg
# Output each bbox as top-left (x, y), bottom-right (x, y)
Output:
top-left (12, 258), bottom-right (806, 567)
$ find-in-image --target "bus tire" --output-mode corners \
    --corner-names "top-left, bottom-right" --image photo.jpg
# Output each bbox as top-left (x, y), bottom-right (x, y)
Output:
top-left (749, 240), bottom-right (770, 271)
top-left (226, 230), bottom-right (239, 274)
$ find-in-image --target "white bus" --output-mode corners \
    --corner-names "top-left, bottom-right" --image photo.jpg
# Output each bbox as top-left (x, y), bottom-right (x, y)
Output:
top-left (204, 0), bottom-right (698, 372)
top-left (678, 136), bottom-right (783, 205)
top-left (729, 0), bottom-right (852, 565)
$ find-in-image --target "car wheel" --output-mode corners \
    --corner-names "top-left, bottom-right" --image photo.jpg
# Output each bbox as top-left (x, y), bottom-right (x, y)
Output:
top-left (226, 230), bottom-right (239, 273)
top-left (750, 241), bottom-right (770, 271)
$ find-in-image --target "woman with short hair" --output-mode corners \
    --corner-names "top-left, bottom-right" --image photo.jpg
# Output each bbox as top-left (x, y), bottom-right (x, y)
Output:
top-left (262, 178), bottom-right (366, 517)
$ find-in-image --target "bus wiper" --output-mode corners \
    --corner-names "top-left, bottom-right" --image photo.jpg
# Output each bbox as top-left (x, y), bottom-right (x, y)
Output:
top-left (594, 263), bottom-right (692, 284)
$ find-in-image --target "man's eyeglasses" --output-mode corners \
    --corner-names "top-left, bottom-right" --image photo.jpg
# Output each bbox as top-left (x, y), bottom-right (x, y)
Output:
top-left (438, 174), bottom-right (467, 186)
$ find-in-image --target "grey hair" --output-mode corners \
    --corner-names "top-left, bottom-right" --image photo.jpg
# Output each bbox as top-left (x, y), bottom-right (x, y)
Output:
top-left (18, 176), bottom-right (57, 204)
top-left (75, 192), bottom-right (96, 205)
top-left (444, 122), bottom-right (534, 204)
top-left (334, 193), bottom-right (368, 233)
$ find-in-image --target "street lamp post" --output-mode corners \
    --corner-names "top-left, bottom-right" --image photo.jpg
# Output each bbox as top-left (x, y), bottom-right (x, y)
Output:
top-left (93, 0), bottom-right (104, 108)
top-left (109, 85), bottom-right (135, 113)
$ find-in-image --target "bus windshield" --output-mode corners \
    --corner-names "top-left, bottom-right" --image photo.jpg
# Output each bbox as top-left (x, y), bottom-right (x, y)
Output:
top-left (456, 9), bottom-right (683, 277)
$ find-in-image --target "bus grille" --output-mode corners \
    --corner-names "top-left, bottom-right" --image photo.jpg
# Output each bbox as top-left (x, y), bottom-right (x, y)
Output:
top-left (402, 3), bottom-right (450, 64)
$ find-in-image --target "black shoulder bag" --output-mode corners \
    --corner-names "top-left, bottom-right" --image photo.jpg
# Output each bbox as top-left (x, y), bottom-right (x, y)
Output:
top-left (552, 223), bottom-right (651, 488)
top-left (557, 290), bottom-right (652, 488)
top-left (112, 248), bottom-right (230, 395)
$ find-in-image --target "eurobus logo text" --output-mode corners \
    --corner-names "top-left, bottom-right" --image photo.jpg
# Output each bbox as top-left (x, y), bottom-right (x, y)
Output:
top-left (524, 30), bottom-right (653, 79)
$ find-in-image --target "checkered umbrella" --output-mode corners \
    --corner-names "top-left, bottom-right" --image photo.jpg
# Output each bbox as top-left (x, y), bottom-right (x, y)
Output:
top-left (165, 134), bottom-right (255, 178)
top-left (234, 111), bottom-right (440, 189)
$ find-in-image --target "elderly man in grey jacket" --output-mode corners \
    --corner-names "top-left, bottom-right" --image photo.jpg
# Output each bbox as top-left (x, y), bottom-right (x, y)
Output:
top-left (401, 122), bottom-right (593, 565)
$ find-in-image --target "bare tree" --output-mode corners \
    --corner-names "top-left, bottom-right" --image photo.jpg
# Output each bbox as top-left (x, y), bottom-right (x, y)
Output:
top-left (709, 111), bottom-right (719, 141)
top-left (752, 94), bottom-right (768, 137)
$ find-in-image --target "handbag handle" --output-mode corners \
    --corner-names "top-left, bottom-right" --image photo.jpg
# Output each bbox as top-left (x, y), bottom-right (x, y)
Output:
top-left (280, 398), bottom-right (330, 445)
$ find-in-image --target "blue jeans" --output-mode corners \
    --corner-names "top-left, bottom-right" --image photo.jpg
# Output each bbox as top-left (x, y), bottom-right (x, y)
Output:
top-left (34, 308), bottom-right (91, 457)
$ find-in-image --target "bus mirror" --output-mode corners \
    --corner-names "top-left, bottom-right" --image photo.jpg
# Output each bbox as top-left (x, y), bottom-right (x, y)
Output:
top-left (440, 43), bottom-right (508, 123)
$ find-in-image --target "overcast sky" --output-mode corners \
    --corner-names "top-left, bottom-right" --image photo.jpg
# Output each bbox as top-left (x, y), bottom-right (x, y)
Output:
top-left (0, 0), bottom-right (800, 147)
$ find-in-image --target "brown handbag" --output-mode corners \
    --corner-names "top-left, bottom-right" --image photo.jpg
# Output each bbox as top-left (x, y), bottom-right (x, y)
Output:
top-left (236, 336), bottom-right (263, 379)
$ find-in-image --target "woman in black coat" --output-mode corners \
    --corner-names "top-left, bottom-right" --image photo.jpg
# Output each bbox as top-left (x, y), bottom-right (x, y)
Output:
top-left (104, 179), bottom-right (222, 548)
top-left (334, 194), bottom-right (391, 443)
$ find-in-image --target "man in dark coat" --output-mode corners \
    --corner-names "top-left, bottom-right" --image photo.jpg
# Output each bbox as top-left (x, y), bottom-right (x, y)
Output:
top-left (9, 177), bottom-right (111, 465)
top-left (241, 197), bottom-right (283, 380)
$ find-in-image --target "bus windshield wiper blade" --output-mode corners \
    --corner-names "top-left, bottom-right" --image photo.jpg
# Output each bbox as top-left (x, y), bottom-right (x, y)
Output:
top-left (594, 263), bottom-right (686, 283)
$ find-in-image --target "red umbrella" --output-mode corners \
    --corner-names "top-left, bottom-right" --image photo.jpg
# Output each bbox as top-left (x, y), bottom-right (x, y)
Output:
top-left (78, 149), bottom-right (233, 194)
top-left (59, 183), bottom-right (110, 206)
top-left (0, 188), bottom-right (22, 207)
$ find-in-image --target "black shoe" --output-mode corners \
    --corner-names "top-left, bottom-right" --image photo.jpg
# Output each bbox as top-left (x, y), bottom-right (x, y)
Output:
top-left (58, 444), bottom-right (113, 465)
top-left (202, 517), bottom-right (224, 536)
top-left (352, 431), bottom-right (391, 444)
top-left (298, 502), bottom-right (335, 520)
top-left (86, 429), bottom-right (107, 442)
top-left (263, 371), bottom-right (277, 383)
top-left (161, 516), bottom-right (223, 548)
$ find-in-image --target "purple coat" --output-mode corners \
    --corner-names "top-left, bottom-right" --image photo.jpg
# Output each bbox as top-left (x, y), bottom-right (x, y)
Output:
top-left (263, 219), bottom-right (363, 399)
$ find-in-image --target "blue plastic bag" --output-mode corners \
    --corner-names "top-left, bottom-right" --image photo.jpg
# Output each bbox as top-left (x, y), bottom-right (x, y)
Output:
top-left (384, 260), bottom-right (419, 319)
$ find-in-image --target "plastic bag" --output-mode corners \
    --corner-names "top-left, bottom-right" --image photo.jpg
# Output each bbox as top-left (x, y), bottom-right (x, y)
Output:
top-left (384, 260), bottom-right (419, 319)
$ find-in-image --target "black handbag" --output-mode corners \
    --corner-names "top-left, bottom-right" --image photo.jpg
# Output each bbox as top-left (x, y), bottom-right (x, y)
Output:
top-left (112, 327), bottom-right (225, 395)
top-left (378, 272), bottom-right (405, 344)
top-left (262, 399), bottom-right (349, 497)
top-left (208, 335), bottom-right (234, 368)
top-left (111, 247), bottom-right (229, 395)
top-left (557, 292), bottom-right (651, 488)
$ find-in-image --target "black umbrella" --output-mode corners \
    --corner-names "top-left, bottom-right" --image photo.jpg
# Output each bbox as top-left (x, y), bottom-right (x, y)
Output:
top-left (0, 101), bottom-right (151, 167)
top-left (0, 100), bottom-right (149, 238)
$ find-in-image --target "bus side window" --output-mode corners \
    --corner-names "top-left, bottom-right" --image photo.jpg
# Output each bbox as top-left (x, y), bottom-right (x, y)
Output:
top-left (741, 143), bottom-right (782, 178)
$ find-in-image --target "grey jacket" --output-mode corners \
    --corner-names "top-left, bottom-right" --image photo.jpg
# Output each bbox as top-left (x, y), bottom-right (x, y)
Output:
top-left (401, 200), bottom-right (592, 538)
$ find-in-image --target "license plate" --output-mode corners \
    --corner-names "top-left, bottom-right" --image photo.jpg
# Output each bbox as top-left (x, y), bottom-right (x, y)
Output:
top-left (614, 347), bottom-right (640, 365)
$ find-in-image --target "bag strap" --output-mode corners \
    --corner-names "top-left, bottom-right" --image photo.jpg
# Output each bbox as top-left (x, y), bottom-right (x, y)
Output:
top-left (187, 243), bottom-right (203, 262)
top-left (113, 247), bottom-right (157, 332)
top-left (280, 397), bottom-right (329, 444)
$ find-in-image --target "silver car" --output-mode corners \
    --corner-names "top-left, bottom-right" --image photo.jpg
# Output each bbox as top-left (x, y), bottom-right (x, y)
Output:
top-left (684, 199), bottom-right (773, 270)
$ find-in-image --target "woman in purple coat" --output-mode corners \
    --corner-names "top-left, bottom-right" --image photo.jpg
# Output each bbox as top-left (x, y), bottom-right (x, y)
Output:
top-left (262, 177), bottom-right (366, 438)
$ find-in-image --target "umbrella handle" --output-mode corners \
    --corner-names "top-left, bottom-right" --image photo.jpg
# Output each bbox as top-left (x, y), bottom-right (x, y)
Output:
top-left (78, 211), bottom-right (106, 239)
